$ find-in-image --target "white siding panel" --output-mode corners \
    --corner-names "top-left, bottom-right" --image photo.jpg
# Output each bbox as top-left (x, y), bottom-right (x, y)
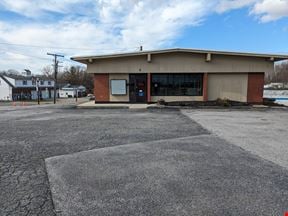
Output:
top-left (0, 77), bottom-right (12, 100)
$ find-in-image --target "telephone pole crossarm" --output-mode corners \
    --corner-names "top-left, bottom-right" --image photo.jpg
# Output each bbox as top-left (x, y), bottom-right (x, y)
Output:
top-left (47, 53), bottom-right (64, 104)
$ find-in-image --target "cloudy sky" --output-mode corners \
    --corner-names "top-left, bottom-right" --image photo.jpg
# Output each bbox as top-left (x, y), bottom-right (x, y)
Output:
top-left (0, 0), bottom-right (287, 73)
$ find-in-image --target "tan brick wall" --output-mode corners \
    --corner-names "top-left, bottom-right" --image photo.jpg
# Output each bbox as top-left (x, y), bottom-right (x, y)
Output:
top-left (87, 53), bottom-right (274, 75)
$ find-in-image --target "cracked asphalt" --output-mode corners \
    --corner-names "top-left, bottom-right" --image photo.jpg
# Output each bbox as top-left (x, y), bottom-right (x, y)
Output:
top-left (0, 106), bottom-right (207, 216)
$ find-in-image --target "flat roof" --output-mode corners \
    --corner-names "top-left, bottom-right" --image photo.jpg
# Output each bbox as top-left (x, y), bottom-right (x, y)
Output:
top-left (71, 48), bottom-right (288, 62)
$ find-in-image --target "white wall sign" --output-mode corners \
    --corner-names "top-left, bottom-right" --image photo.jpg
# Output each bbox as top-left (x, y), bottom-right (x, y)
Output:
top-left (111, 80), bottom-right (127, 95)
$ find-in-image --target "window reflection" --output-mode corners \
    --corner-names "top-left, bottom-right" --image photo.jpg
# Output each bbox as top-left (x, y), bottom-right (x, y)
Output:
top-left (151, 73), bottom-right (203, 96)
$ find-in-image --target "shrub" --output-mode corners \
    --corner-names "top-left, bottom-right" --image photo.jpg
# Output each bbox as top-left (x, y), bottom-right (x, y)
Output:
top-left (216, 98), bottom-right (231, 107)
top-left (157, 99), bottom-right (166, 105)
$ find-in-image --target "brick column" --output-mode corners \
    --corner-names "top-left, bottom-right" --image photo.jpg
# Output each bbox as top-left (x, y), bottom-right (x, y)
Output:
top-left (94, 74), bottom-right (109, 103)
top-left (247, 73), bottom-right (264, 104)
top-left (147, 73), bottom-right (151, 103)
top-left (203, 73), bottom-right (208, 101)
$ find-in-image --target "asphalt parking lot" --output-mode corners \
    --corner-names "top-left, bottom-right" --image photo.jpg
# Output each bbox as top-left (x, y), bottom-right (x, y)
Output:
top-left (1, 106), bottom-right (288, 216)
top-left (0, 106), bottom-right (206, 216)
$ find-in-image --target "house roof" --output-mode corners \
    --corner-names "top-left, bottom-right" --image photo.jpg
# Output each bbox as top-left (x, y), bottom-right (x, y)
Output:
top-left (56, 83), bottom-right (69, 88)
top-left (3, 74), bottom-right (54, 81)
top-left (0, 75), bottom-right (14, 87)
top-left (62, 84), bottom-right (86, 89)
top-left (71, 48), bottom-right (288, 62)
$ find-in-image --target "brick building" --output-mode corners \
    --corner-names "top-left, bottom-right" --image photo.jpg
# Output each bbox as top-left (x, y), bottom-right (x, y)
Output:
top-left (71, 48), bottom-right (288, 104)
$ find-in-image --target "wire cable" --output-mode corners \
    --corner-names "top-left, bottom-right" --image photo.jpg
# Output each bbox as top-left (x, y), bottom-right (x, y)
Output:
top-left (0, 42), bottom-right (139, 51)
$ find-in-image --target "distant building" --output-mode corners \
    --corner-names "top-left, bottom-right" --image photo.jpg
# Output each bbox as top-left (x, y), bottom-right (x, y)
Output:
top-left (0, 75), bottom-right (13, 101)
top-left (0, 73), bottom-right (55, 101)
top-left (264, 82), bottom-right (288, 89)
top-left (59, 84), bottom-right (86, 98)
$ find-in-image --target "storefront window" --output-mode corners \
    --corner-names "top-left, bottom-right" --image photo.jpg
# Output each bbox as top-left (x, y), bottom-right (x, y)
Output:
top-left (151, 73), bottom-right (203, 96)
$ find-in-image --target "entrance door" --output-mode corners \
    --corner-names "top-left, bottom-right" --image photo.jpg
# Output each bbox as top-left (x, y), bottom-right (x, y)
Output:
top-left (129, 74), bottom-right (147, 103)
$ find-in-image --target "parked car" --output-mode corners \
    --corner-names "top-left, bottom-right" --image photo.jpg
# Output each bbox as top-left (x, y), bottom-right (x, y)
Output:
top-left (87, 94), bottom-right (95, 101)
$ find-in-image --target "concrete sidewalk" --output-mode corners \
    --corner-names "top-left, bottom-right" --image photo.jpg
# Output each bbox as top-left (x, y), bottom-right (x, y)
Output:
top-left (182, 109), bottom-right (288, 169)
top-left (77, 101), bottom-right (158, 109)
top-left (46, 134), bottom-right (288, 216)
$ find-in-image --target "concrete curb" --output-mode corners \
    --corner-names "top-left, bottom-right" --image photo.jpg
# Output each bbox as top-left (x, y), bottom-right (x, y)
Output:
top-left (77, 105), bottom-right (129, 109)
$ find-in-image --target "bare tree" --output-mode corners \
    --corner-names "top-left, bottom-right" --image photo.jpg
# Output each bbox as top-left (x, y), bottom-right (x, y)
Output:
top-left (41, 65), bottom-right (54, 78)
top-left (40, 65), bottom-right (93, 92)
top-left (52, 65), bottom-right (94, 93)
top-left (266, 60), bottom-right (288, 83)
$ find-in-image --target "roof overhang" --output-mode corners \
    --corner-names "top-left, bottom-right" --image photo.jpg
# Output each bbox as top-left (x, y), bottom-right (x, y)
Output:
top-left (0, 75), bottom-right (14, 87)
top-left (71, 48), bottom-right (288, 63)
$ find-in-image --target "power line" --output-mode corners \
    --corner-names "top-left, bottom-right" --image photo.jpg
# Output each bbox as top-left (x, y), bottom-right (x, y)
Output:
top-left (0, 41), bottom-right (95, 50)
top-left (0, 49), bottom-right (51, 61)
top-left (0, 42), bottom-right (139, 51)
top-left (0, 45), bottom-right (141, 62)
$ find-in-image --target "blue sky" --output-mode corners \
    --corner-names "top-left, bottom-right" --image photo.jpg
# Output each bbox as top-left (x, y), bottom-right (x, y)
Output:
top-left (0, 0), bottom-right (287, 72)
top-left (178, 9), bottom-right (288, 53)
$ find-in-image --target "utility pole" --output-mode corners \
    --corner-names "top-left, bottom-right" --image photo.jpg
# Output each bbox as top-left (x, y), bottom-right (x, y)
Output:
top-left (75, 87), bottom-right (78, 103)
top-left (36, 78), bottom-right (40, 105)
top-left (47, 53), bottom-right (64, 104)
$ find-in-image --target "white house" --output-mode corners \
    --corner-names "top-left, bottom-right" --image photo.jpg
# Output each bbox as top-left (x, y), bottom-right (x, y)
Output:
top-left (0, 75), bottom-right (13, 101)
top-left (0, 72), bottom-right (55, 101)
top-left (59, 84), bottom-right (86, 98)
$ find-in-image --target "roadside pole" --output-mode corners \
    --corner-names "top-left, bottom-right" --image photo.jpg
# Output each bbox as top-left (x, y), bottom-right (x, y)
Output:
top-left (47, 53), bottom-right (64, 104)
top-left (36, 78), bottom-right (40, 105)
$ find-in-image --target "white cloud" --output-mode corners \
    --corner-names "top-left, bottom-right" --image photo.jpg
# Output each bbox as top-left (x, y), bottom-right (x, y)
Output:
top-left (120, 0), bottom-right (214, 49)
top-left (0, 0), bottom-right (89, 17)
top-left (216, 0), bottom-right (258, 13)
top-left (0, 0), bottom-right (213, 72)
top-left (215, 0), bottom-right (288, 22)
top-left (0, 0), bottom-right (287, 72)
top-left (0, 19), bottom-right (116, 72)
top-left (251, 0), bottom-right (288, 22)
top-left (5, 52), bottom-right (29, 60)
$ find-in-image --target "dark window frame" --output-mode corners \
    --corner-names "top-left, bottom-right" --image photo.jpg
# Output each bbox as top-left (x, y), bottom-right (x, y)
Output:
top-left (22, 80), bottom-right (27, 85)
top-left (151, 73), bottom-right (203, 97)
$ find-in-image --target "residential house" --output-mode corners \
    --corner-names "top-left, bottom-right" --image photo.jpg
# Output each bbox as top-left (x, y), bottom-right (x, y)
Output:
top-left (59, 84), bottom-right (86, 98)
top-left (0, 72), bottom-right (55, 101)
top-left (0, 75), bottom-right (13, 101)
